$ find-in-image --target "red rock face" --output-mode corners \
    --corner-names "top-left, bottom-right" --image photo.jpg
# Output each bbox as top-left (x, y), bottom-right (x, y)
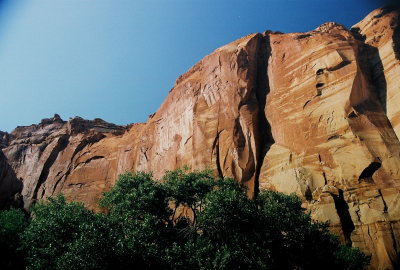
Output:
top-left (353, 7), bottom-right (400, 139)
top-left (1, 6), bottom-right (400, 269)
top-left (260, 15), bottom-right (400, 270)
top-left (132, 33), bottom-right (263, 196)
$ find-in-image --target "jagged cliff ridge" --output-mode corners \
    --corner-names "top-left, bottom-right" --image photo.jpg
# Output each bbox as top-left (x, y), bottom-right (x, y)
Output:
top-left (0, 114), bottom-right (128, 209)
top-left (1, 6), bottom-right (400, 269)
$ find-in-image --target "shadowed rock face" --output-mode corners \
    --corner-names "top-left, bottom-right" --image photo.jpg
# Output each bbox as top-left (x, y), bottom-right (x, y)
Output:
top-left (1, 6), bottom-right (400, 269)
top-left (0, 131), bottom-right (10, 149)
top-left (353, 6), bottom-right (400, 139)
top-left (0, 151), bottom-right (22, 209)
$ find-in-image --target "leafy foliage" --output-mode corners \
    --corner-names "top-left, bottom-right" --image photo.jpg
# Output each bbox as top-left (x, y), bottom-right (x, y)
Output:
top-left (162, 168), bottom-right (215, 224)
top-left (99, 172), bottom-right (170, 221)
top-left (1, 169), bottom-right (370, 269)
top-left (99, 172), bottom-right (173, 268)
top-left (172, 178), bottom-right (370, 270)
top-left (21, 195), bottom-right (113, 270)
top-left (0, 208), bottom-right (28, 269)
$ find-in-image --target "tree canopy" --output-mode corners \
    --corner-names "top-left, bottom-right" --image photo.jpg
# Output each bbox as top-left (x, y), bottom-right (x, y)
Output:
top-left (0, 169), bottom-right (370, 269)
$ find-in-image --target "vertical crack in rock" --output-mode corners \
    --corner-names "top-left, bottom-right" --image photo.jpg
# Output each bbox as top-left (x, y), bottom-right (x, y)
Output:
top-left (332, 189), bottom-right (355, 245)
top-left (212, 102), bottom-right (224, 179)
top-left (32, 134), bottom-right (69, 202)
top-left (377, 189), bottom-right (388, 213)
top-left (212, 130), bottom-right (224, 179)
top-left (253, 32), bottom-right (275, 196)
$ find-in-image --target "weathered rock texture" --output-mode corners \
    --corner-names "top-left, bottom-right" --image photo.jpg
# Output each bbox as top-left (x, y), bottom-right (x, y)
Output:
top-left (260, 10), bottom-right (400, 269)
top-left (0, 114), bottom-right (130, 209)
top-left (1, 6), bottom-right (400, 269)
top-left (353, 6), bottom-right (400, 139)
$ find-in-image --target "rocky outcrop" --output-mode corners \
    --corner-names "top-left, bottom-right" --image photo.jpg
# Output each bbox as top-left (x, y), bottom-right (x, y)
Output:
top-left (259, 12), bottom-right (400, 269)
top-left (1, 6), bottom-right (400, 269)
top-left (1, 114), bottom-right (130, 209)
top-left (352, 6), bottom-right (400, 139)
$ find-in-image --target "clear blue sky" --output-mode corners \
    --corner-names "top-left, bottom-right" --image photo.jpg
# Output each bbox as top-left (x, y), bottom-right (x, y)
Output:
top-left (0, 0), bottom-right (394, 132)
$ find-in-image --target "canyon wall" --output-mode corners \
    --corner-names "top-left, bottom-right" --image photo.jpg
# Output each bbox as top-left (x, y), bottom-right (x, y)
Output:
top-left (1, 6), bottom-right (400, 269)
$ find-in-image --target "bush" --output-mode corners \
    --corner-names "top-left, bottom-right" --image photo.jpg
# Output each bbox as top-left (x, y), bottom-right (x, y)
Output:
top-left (0, 208), bottom-right (28, 269)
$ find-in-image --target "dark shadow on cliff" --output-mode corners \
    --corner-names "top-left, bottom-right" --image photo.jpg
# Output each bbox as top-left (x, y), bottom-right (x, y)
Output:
top-left (32, 134), bottom-right (69, 203)
top-left (390, 6), bottom-right (400, 61)
top-left (0, 150), bottom-right (23, 210)
top-left (351, 27), bottom-right (388, 114)
top-left (332, 189), bottom-right (355, 246)
top-left (254, 32), bottom-right (275, 196)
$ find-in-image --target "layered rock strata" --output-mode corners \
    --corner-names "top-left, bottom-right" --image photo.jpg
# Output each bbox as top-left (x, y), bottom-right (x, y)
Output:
top-left (260, 12), bottom-right (400, 269)
top-left (1, 6), bottom-right (400, 269)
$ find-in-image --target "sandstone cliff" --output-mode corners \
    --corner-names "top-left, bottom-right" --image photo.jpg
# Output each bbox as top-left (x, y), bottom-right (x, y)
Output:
top-left (1, 6), bottom-right (400, 269)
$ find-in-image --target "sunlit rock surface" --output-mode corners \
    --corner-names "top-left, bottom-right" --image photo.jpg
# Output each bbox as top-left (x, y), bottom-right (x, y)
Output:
top-left (260, 9), bottom-right (400, 269)
top-left (1, 6), bottom-right (400, 269)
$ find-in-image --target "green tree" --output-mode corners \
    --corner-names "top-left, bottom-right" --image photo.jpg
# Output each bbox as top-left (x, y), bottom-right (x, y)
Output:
top-left (187, 179), bottom-right (370, 270)
top-left (101, 171), bottom-right (369, 270)
top-left (0, 208), bottom-right (28, 269)
top-left (163, 168), bottom-right (215, 225)
top-left (21, 195), bottom-right (113, 270)
top-left (18, 170), bottom-right (369, 270)
top-left (99, 172), bottom-right (173, 269)
top-left (100, 172), bottom-right (170, 221)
